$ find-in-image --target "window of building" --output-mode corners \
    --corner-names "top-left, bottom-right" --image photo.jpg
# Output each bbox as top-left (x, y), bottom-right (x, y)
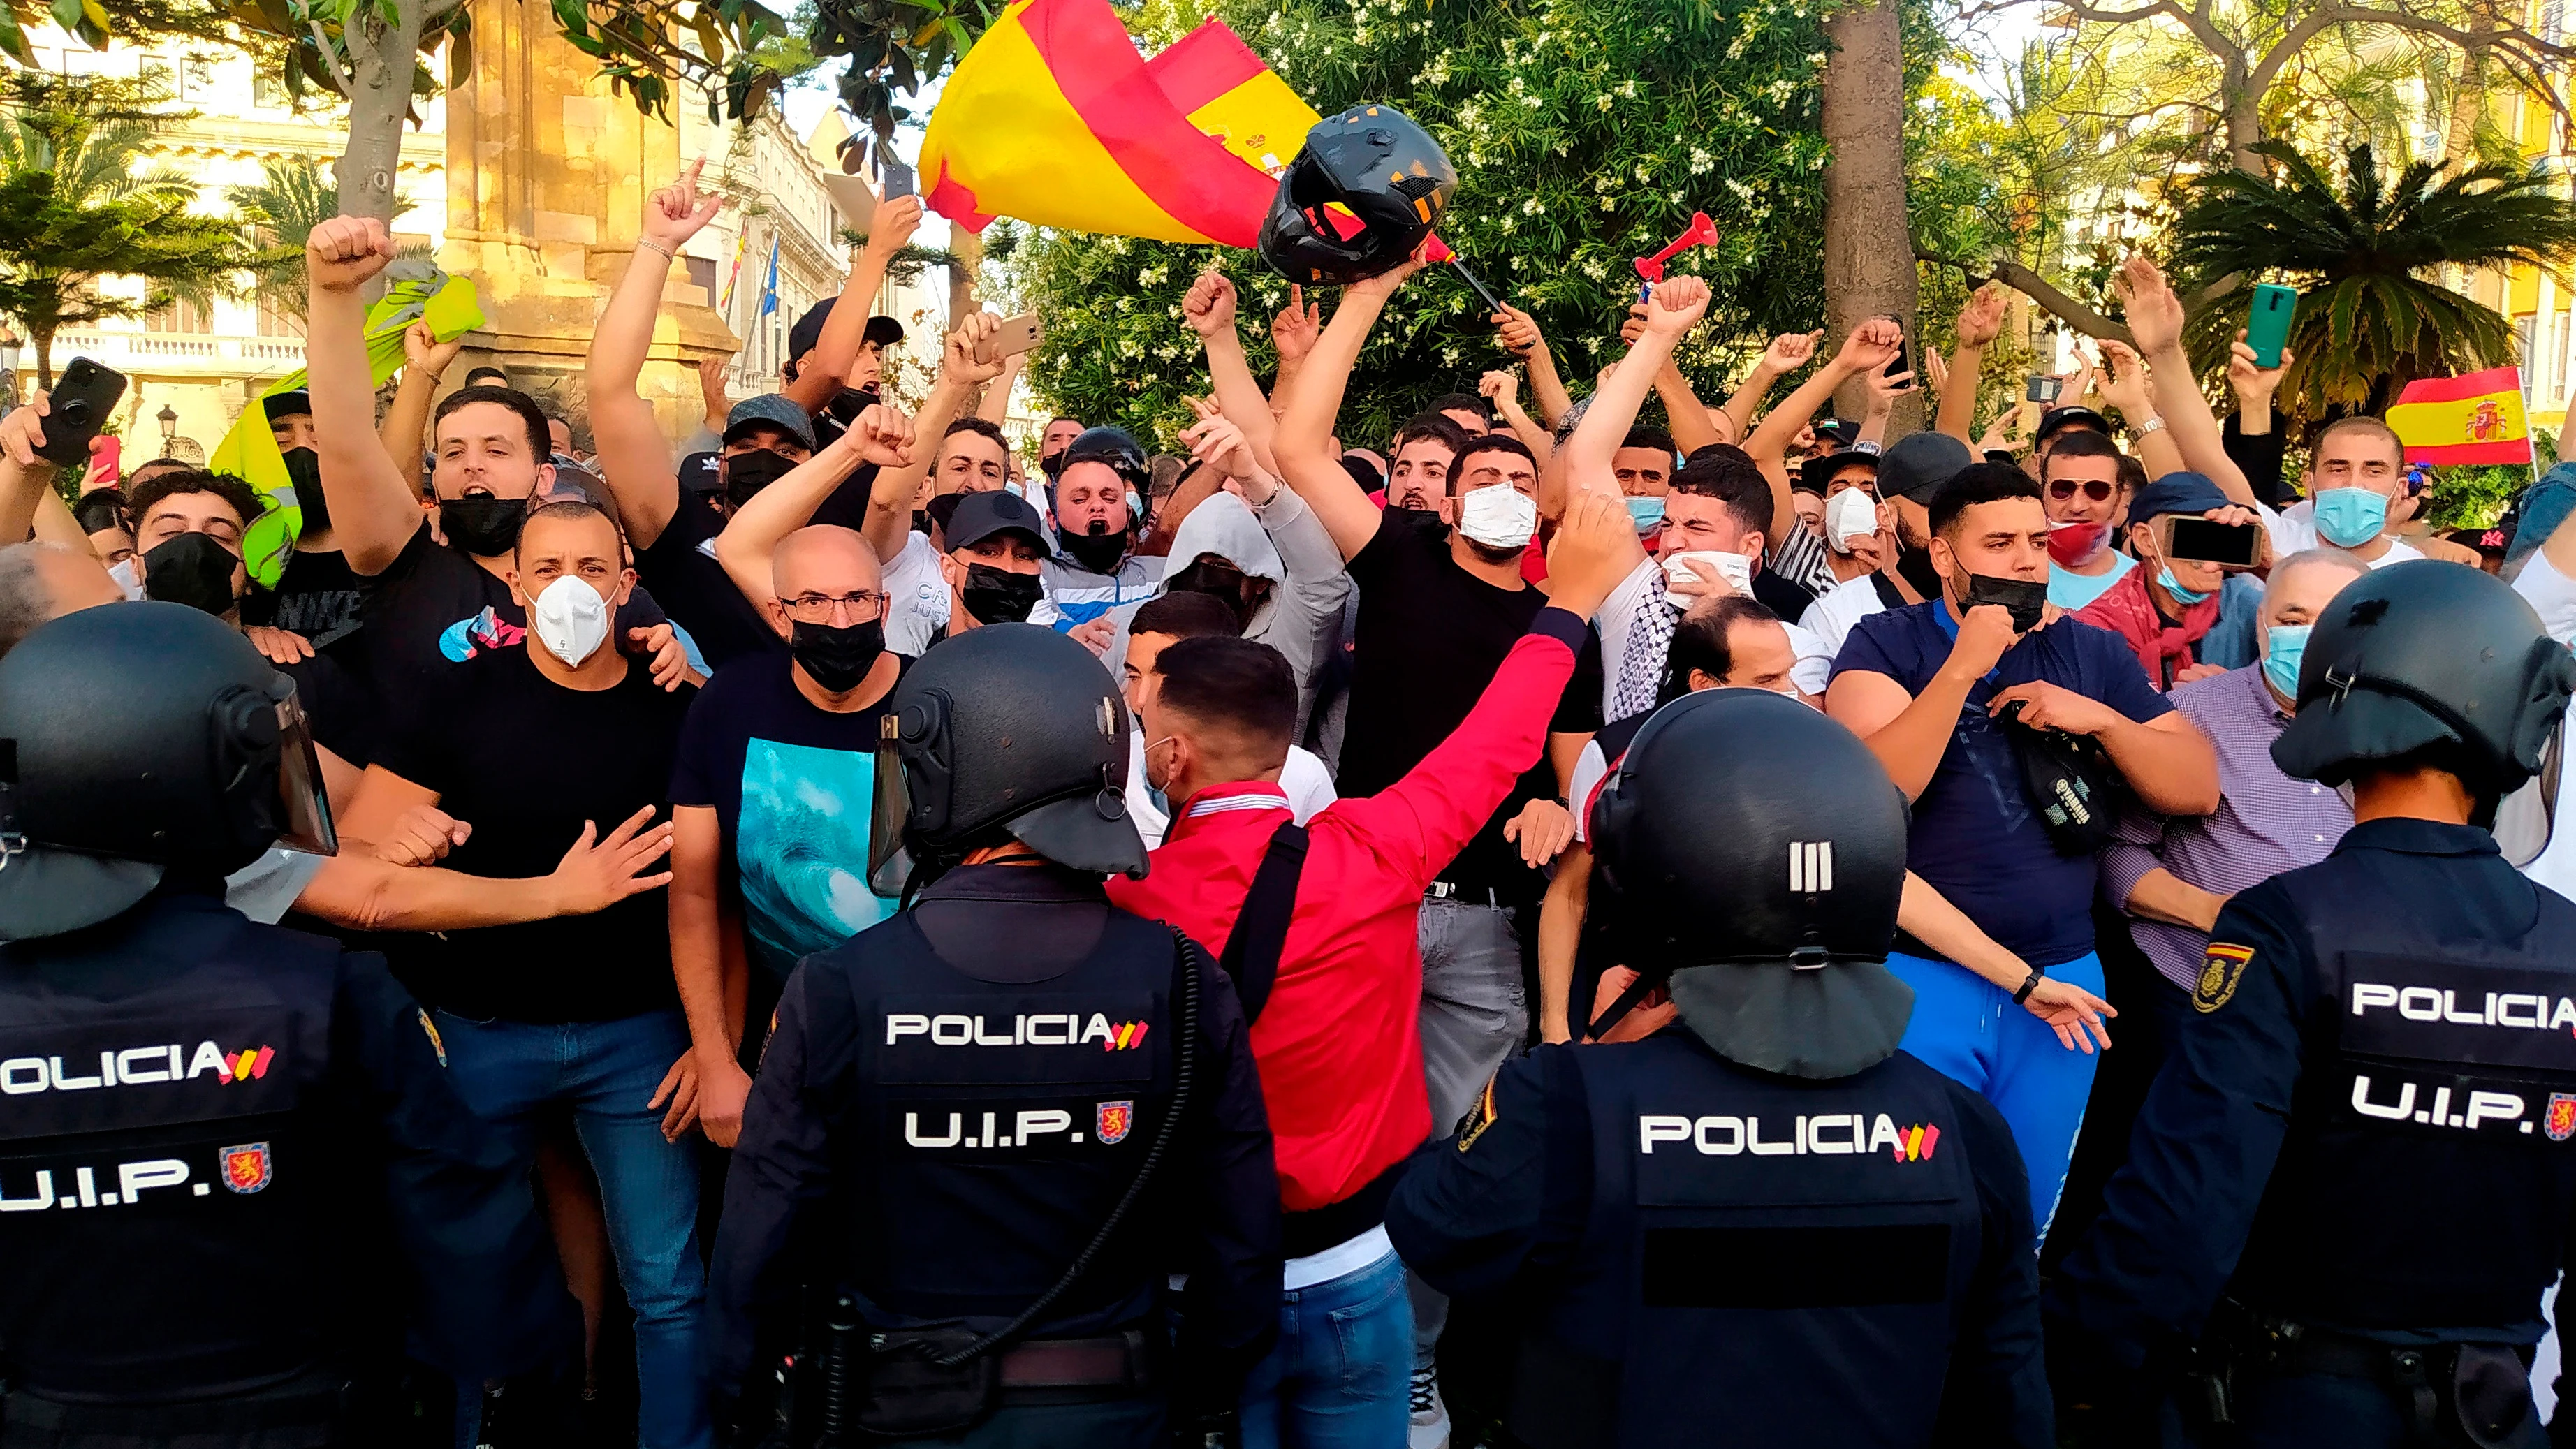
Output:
top-left (686, 253), bottom-right (717, 304)
top-left (254, 288), bottom-right (302, 339)
top-left (147, 295), bottom-right (213, 334)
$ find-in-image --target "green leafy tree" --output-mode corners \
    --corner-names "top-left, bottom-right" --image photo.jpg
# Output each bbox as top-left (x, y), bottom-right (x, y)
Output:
top-left (2169, 140), bottom-right (2576, 420)
top-left (1000, 0), bottom-right (1836, 448)
top-left (0, 73), bottom-right (254, 385)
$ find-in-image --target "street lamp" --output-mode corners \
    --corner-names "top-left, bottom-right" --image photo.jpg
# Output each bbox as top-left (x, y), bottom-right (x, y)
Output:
top-left (158, 404), bottom-right (178, 450)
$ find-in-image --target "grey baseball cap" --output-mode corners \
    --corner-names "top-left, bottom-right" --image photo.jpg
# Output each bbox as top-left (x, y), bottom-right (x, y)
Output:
top-left (724, 392), bottom-right (817, 452)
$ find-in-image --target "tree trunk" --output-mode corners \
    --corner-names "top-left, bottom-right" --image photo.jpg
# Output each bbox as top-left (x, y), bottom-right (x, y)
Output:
top-left (2223, 85), bottom-right (2267, 174)
top-left (2444, 4), bottom-right (2498, 167)
top-left (947, 228), bottom-right (981, 323)
top-left (331, 0), bottom-right (426, 223)
top-left (1821, 0), bottom-right (1921, 432)
top-left (31, 325), bottom-right (51, 391)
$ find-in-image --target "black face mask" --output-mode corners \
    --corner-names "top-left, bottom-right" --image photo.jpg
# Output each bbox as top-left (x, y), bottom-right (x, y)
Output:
top-left (142, 531), bottom-right (240, 616)
top-left (1041, 450), bottom-right (1067, 482)
top-left (1387, 505), bottom-right (1449, 537)
top-left (789, 617), bottom-right (886, 693)
top-left (725, 449), bottom-right (798, 508)
top-left (440, 494), bottom-right (527, 557)
top-left (1960, 571), bottom-right (2050, 633)
top-left (1894, 536), bottom-right (1943, 600)
top-left (1061, 522), bottom-right (1132, 575)
top-left (283, 447), bottom-right (328, 534)
top-left (1166, 560), bottom-right (1253, 628)
top-left (960, 562), bottom-right (1044, 624)
top-left (827, 385), bottom-right (879, 425)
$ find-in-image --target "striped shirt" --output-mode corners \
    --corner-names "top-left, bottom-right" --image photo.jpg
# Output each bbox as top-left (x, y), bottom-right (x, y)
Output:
top-left (2098, 664), bottom-right (2354, 990)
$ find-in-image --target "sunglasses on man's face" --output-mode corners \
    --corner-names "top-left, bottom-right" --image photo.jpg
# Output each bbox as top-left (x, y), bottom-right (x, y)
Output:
top-left (2046, 478), bottom-right (2116, 503)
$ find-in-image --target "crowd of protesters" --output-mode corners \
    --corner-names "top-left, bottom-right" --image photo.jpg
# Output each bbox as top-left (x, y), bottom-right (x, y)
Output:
top-left (3, 158), bottom-right (2574, 1449)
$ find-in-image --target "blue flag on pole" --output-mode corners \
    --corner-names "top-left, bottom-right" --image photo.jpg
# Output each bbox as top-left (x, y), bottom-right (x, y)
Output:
top-left (757, 236), bottom-right (781, 318)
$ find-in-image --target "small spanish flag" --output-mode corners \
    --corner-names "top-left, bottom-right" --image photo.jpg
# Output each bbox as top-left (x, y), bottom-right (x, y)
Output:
top-left (2386, 366), bottom-right (2533, 466)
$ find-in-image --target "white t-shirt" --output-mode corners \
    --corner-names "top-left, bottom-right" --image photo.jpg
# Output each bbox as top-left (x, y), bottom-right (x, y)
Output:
top-left (1124, 731), bottom-right (1337, 851)
top-left (1593, 558), bottom-right (1831, 716)
top-left (1570, 737), bottom-right (1612, 844)
top-left (1799, 570), bottom-right (1895, 663)
top-left (2262, 500), bottom-right (2427, 569)
top-left (2512, 547), bottom-right (2576, 902)
top-left (222, 848), bottom-right (325, 925)
top-left (880, 531), bottom-right (953, 657)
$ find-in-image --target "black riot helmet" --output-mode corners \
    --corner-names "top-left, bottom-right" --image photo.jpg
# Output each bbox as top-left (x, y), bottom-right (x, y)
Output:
top-left (868, 622), bottom-right (1145, 899)
top-left (1588, 690), bottom-right (1914, 1078)
top-left (2273, 559), bottom-right (2575, 848)
top-left (1258, 105), bottom-right (1457, 286)
top-left (0, 603), bottom-right (337, 941)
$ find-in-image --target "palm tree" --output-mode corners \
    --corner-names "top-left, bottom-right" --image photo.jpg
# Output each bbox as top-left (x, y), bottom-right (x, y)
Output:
top-left (2169, 140), bottom-right (2576, 420)
top-left (226, 155), bottom-right (342, 329)
top-left (0, 73), bottom-right (254, 385)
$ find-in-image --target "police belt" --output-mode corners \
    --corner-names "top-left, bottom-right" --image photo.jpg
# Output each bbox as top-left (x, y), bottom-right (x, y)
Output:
top-left (990, 1330), bottom-right (1152, 1397)
top-left (2201, 1300), bottom-right (2538, 1448)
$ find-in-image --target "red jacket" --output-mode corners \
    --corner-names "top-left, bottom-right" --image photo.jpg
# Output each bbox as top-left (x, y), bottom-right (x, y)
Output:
top-left (1108, 610), bottom-right (1586, 1214)
top-left (2073, 564), bottom-right (2218, 691)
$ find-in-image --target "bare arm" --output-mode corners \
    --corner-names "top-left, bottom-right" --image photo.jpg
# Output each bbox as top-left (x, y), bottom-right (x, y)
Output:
top-left (1613, 302), bottom-right (1721, 456)
top-left (864, 314), bottom-right (1001, 561)
top-left (29, 486), bottom-right (84, 549)
top-left (1537, 843), bottom-right (1590, 1044)
top-left (1273, 260), bottom-right (1419, 561)
top-left (669, 805), bottom-right (752, 1147)
top-left (587, 164), bottom-right (728, 550)
top-left (1567, 279), bottom-right (1711, 499)
top-left (376, 326), bottom-right (458, 483)
top-left (1479, 369), bottom-right (1554, 467)
top-left (1720, 332), bottom-right (1815, 441)
top-left (1495, 302), bottom-right (1573, 428)
top-left (782, 196), bottom-right (922, 414)
top-left (2117, 256), bottom-right (2256, 506)
top-left (1825, 602), bottom-right (2021, 800)
top-left (1748, 323), bottom-right (1899, 539)
top-left (712, 405), bottom-right (914, 614)
top-left (1936, 286), bottom-right (2005, 445)
top-left (2121, 865), bottom-right (2228, 932)
top-left (2094, 339), bottom-right (2186, 480)
top-left (2097, 712), bottom-right (2220, 816)
top-left (1184, 271), bottom-right (1282, 476)
top-left (0, 398), bottom-right (59, 543)
top-left (974, 348), bottom-right (1025, 425)
top-left (304, 217), bottom-right (436, 575)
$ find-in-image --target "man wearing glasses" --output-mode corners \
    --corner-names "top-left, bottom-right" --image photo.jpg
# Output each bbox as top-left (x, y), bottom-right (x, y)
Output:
top-left (2040, 429), bottom-right (2138, 610)
top-left (671, 513), bottom-right (909, 1151)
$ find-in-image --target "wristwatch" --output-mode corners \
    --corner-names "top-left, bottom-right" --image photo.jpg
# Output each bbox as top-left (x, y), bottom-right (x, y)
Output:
top-left (2135, 415), bottom-right (2167, 436)
top-left (2012, 966), bottom-right (2044, 1005)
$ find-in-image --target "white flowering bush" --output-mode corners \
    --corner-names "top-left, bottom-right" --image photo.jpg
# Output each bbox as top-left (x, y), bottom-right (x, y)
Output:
top-left (1001, 0), bottom-right (1839, 448)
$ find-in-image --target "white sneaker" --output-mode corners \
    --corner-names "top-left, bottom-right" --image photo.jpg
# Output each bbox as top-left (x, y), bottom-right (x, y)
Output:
top-left (1408, 1362), bottom-right (1451, 1449)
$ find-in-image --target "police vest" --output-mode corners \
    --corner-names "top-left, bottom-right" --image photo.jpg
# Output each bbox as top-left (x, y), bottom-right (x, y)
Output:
top-left (2230, 873), bottom-right (2576, 1332)
top-left (0, 895), bottom-right (347, 1399)
top-left (820, 906), bottom-right (1185, 1335)
top-left (1510, 1031), bottom-right (1991, 1449)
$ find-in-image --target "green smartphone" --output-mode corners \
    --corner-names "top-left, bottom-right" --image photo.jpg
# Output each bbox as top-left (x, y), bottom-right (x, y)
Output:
top-left (2246, 283), bottom-right (2297, 369)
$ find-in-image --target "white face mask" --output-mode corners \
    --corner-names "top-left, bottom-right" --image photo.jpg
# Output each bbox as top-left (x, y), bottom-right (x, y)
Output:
top-left (1824, 489), bottom-right (1879, 552)
top-left (106, 557), bottom-right (146, 602)
top-left (1456, 482), bottom-right (1539, 551)
top-left (1662, 550), bottom-right (1752, 598)
top-left (528, 575), bottom-right (612, 668)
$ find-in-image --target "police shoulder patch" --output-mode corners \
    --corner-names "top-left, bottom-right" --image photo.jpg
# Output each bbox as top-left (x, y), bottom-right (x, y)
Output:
top-left (2195, 943), bottom-right (2255, 1014)
top-left (1456, 1077), bottom-right (1498, 1153)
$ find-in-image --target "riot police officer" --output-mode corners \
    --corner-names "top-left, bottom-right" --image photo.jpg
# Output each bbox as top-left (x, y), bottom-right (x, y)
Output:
top-left (706, 622), bottom-right (1280, 1448)
top-left (1384, 688), bottom-right (2053, 1448)
top-left (0, 603), bottom-right (566, 1445)
top-left (2047, 560), bottom-right (2576, 1448)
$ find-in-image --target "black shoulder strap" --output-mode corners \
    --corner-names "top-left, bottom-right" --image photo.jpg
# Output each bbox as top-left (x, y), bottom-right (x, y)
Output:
top-left (1869, 571), bottom-right (1908, 611)
top-left (1219, 821), bottom-right (1310, 1027)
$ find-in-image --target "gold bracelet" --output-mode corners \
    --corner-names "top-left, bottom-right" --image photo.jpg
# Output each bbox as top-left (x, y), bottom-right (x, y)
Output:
top-left (638, 237), bottom-right (675, 261)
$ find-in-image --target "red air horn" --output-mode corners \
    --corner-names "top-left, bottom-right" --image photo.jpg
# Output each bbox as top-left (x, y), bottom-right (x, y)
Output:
top-left (1634, 212), bottom-right (1719, 298)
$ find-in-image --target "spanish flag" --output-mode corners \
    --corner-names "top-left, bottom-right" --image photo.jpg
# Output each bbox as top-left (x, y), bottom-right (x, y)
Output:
top-left (919, 0), bottom-right (1322, 247)
top-left (2387, 366), bottom-right (2533, 466)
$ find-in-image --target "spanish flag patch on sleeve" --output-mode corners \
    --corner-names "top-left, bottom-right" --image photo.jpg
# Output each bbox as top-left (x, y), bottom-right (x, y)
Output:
top-left (1456, 1077), bottom-right (1499, 1152)
top-left (2195, 943), bottom-right (2255, 1013)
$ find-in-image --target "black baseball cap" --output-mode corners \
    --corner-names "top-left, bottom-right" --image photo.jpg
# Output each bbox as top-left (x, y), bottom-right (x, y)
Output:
top-left (944, 489), bottom-right (1050, 553)
top-left (261, 390), bottom-right (312, 421)
top-left (1878, 431), bottom-right (1973, 504)
top-left (1801, 448), bottom-right (1880, 494)
top-left (789, 300), bottom-right (907, 362)
top-left (2036, 405), bottom-right (2113, 446)
top-left (723, 392), bottom-right (819, 452)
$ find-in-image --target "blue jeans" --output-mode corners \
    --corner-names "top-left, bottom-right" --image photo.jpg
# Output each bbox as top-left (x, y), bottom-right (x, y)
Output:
top-left (1885, 950), bottom-right (2105, 1238)
top-left (438, 1008), bottom-right (710, 1449)
top-left (1239, 1246), bottom-right (1414, 1449)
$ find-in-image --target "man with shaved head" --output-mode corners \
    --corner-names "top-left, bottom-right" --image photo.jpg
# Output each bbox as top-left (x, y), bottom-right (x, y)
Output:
top-left (666, 521), bottom-right (908, 1147)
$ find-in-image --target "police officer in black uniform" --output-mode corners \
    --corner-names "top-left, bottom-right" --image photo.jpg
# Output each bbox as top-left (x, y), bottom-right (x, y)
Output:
top-left (2047, 560), bottom-right (2576, 1448)
top-left (0, 603), bottom-right (566, 1446)
top-left (707, 622), bottom-right (1280, 1448)
top-left (1384, 688), bottom-right (2053, 1448)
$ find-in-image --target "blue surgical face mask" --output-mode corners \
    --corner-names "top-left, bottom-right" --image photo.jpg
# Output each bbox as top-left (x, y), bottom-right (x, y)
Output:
top-left (2312, 487), bottom-right (2388, 549)
top-left (1625, 495), bottom-right (1666, 534)
top-left (1004, 480), bottom-right (1025, 499)
top-left (2156, 565), bottom-right (2213, 606)
top-left (2262, 623), bottom-right (2310, 699)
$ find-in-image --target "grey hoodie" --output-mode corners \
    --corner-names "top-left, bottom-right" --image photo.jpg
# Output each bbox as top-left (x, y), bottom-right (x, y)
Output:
top-left (1160, 487), bottom-right (1351, 736)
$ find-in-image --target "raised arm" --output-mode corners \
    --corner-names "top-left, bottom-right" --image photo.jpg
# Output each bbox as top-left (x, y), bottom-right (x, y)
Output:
top-left (2093, 340), bottom-right (2184, 479)
top-left (1495, 302), bottom-right (1573, 428)
top-left (1183, 270), bottom-right (1281, 476)
top-left (1567, 279), bottom-right (1711, 497)
top-left (861, 314), bottom-right (1001, 561)
top-left (1856, 350), bottom-right (1917, 451)
top-left (1720, 331), bottom-right (1817, 442)
top-left (2117, 255), bottom-right (2255, 506)
top-left (1268, 285), bottom-right (1322, 400)
top-left (1479, 369), bottom-right (1554, 465)
top-left (1748, 321), bottom-right (1901, 538)
top-left (782, 196), bottom-right (922, 415)
top-left (974, 347), bottom-right (1024, 425)
top-left (1272, 256), bottom-right (1422, 560)
top-left (1616, 301), bottom-right (1723, 455)
top-left (378, 323), bottom-right (461, 480)
top-left (711, 404), bottom-right (914, 615)
top-left (0, 397), bottom-right (60, 544)
top-left (305, 216), bottom-right (436, 575)
top-left (587, 161), bottom-right (728, 550)
top-left (1935, 286), bottom-right (2006, 445)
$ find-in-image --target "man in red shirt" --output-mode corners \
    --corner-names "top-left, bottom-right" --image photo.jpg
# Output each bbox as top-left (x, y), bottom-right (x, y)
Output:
top-left (1108, 493), bottom-right (1635, 1448)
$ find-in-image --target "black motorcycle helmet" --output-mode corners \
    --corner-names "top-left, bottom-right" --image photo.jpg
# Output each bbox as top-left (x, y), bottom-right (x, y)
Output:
top-left (2274, 559), bottom-right (2575, 840)
top-left (868, 623), bottom-right (1145, 899)
top-left (1590, 690), bottom-right (1914, 1078)
top-left (1258, 105), bottom-right (1457, 286)
top-left (0, 603), bottom-right (337, 940)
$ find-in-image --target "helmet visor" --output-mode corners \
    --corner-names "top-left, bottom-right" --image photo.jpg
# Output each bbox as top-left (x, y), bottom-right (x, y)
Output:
top-left (869, 710), bottom-right (913, 899)
top-left (271, 686), bottom-right (337, 858)
top-left (2495, 709), bottom-right (2566, 868)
